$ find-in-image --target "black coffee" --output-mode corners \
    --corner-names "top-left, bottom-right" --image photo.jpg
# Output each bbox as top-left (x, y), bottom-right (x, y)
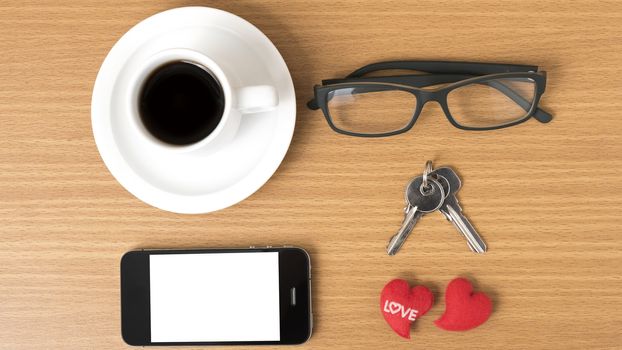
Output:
top-left (139, 61), bottom-right (225, 145)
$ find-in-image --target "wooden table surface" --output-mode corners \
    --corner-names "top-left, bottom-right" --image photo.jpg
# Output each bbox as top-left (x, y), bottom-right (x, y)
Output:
top-left (1, 1), bottom-right (621, 349)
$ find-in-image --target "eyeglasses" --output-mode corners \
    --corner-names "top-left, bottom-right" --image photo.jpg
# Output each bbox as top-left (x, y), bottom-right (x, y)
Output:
top-left (307, 61), bottom-right (553, 137)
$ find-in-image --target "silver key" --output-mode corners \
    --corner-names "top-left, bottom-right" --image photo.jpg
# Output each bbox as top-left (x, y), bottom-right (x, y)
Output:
top-left (431, 167), bottom-right (487, 253)
top-left (387, 176), bottom-right (445, 255)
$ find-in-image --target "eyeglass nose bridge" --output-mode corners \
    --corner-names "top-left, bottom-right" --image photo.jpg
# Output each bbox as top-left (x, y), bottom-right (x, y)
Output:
top-left (415, 90), bottom-right (444, 106)
top-left (412, 90), bottom-right (452, 123)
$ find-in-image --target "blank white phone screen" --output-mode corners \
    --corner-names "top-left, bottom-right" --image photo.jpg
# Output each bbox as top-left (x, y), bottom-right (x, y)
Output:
top-left (149, 252), bottom-right (280, 343)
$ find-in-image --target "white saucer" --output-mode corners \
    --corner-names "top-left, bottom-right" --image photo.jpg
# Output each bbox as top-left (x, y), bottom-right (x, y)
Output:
top-left (91, 7), bottom-right (295, 214)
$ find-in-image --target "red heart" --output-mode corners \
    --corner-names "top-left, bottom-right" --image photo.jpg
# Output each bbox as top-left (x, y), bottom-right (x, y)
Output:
top-left (435, 277), bottom-right (492, 331)
top-left (380, 279), bottom-right (434, 339)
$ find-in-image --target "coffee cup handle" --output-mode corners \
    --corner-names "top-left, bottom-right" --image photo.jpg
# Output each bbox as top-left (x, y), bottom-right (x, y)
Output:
top-left (235, 85), bottom-right (278, 114)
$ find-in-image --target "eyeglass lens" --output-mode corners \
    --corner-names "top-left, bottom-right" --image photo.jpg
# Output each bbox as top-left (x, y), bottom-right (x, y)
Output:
top-left (447, 77), bottom-right (536, 128)
top-left (327, 86), bottom-right (417, 135)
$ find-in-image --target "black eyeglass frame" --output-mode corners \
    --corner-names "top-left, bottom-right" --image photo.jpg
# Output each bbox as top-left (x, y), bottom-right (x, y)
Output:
top-left (308, 61), bottom-right (552, 137)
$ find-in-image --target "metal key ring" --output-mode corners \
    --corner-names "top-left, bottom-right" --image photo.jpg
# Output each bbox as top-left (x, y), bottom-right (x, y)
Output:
top-left (422, 160), bottom-right (433, 191)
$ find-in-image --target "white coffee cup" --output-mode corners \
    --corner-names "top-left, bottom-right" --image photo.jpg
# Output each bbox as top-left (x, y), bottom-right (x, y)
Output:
top-left (126, 48), bottom-right (278, 154)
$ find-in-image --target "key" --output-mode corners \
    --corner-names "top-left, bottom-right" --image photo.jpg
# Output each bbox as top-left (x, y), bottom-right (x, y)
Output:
top-left (387, 176), bottom-right (445, 255)
top-left (432, 168), bottom-right (487, 253)
top-left (430, 167), bottom-right (488, 253)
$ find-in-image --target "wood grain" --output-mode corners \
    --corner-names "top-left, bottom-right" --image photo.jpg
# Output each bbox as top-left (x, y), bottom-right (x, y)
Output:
top-left (1, 0), bottom-right (621, 349)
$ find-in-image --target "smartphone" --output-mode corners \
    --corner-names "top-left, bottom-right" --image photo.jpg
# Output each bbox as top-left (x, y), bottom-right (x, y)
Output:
top-left (120, 247), bottom-right (312, 346)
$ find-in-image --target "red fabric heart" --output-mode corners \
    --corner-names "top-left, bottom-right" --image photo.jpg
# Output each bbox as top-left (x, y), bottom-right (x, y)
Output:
top-left (380, 279), bottom-right (434, 339)
top-left (435, 277), bottom-right (492, 331)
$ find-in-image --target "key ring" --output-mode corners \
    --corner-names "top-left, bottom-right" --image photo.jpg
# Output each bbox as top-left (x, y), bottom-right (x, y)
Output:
top-left (421, 160), bottom-right (433, 191)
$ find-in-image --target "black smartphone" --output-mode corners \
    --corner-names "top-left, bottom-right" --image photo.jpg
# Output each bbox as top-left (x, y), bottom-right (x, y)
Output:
top-left (120, 247), bottom-right (312, 346)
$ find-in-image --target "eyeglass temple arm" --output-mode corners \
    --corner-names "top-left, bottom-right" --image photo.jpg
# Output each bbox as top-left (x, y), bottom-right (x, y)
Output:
top-left (346, 61), bottom-right (539, 77)
top-left (307, 94), bottom-right (321, 110)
